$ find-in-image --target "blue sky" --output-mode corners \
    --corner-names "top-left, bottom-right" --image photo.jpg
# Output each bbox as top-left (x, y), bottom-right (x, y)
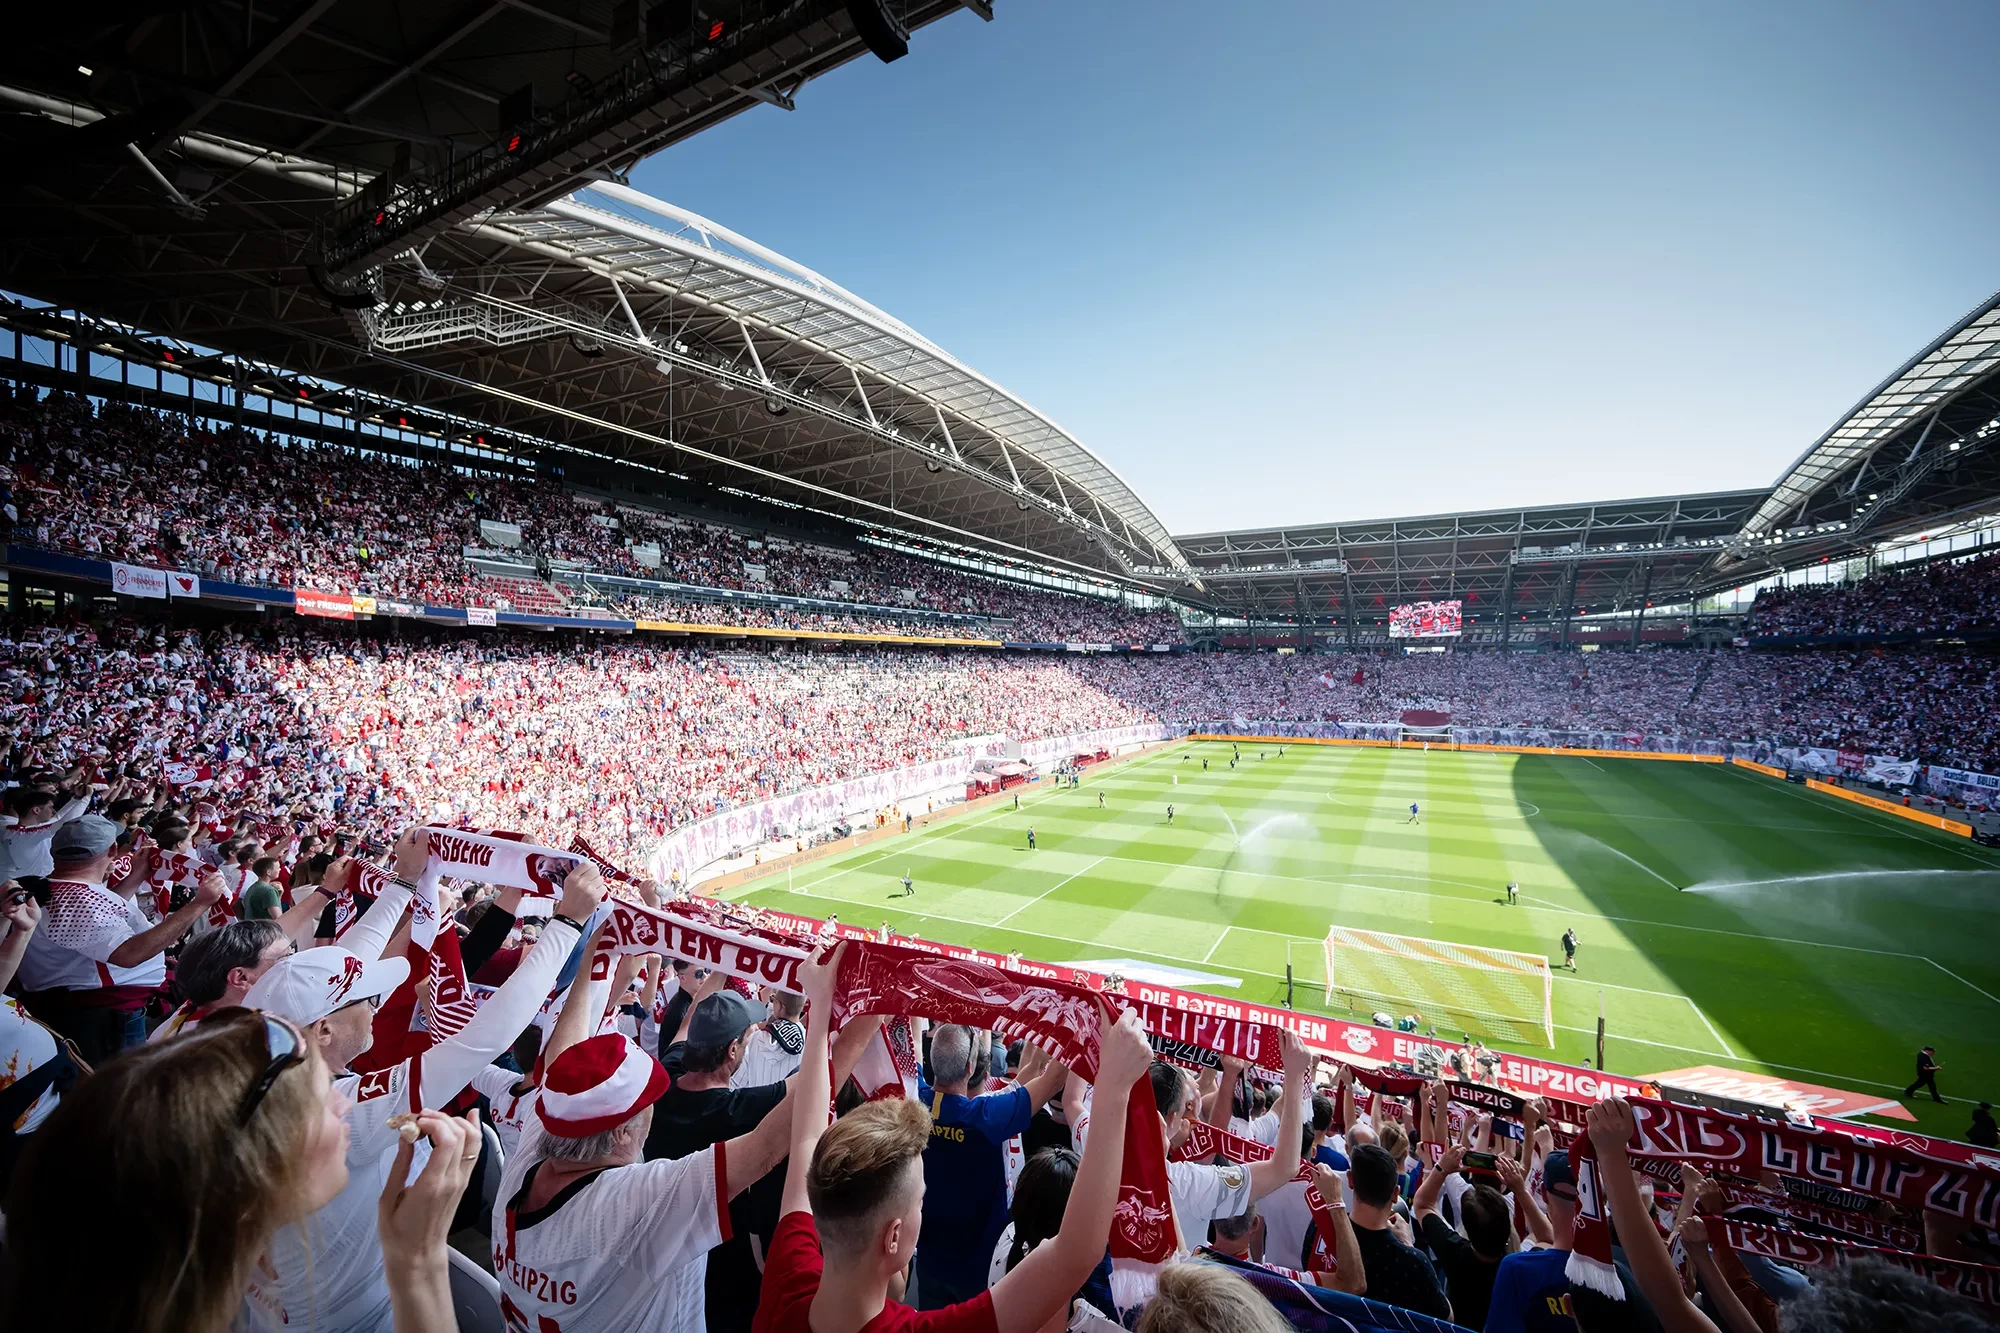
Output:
top-left (632, 1), bottom-right (2000, 535)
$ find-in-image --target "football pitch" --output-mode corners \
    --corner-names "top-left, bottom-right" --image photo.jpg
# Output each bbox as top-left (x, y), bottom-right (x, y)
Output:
top-left (731, 741), bottom-right (2000, 1135)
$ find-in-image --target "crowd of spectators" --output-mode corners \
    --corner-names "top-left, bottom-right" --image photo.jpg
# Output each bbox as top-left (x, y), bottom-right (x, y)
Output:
top-left (0, 616), bottom-right (1156, 874)
top-left (0, 793), bottom-right (1978, 1333)
top-left (1746, 551), bottom-right (2000, 639)
top-left (1, 389), bottom-right (1183, 645)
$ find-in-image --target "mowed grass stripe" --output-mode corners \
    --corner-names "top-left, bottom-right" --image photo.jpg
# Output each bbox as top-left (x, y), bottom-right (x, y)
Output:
top-left (737, 742), bottom-right (1997, 1137)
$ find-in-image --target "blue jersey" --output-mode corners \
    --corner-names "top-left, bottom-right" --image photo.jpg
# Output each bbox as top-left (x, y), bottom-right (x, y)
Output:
top-left (912, 1080), bottom-right (1034, 1296)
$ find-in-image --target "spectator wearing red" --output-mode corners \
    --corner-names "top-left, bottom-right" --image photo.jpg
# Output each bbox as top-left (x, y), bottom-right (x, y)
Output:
top-left (752, 976), bottom-right (1153, 1333)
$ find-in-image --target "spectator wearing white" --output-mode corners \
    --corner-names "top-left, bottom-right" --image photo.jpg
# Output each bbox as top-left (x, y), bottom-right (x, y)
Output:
top-left (2, 782), bottom-right (89, 880)
top-left (240, 826), bottom-right (604, 1333)
top-left (18, 814), bottom-right (223, 1062)
top-left (491, 935), bottom-right (857, 1333)
top-left (1125, 1032), bottom-right (1308, 1246)
top-left (731, 987), bottom-right (807, 1090)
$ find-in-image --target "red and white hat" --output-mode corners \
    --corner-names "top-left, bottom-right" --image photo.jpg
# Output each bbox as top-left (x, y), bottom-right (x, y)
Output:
top-left (536, 1034), bottom-right (670, 1138)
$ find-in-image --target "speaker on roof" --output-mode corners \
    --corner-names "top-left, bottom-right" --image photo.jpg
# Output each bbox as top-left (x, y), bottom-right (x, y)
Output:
top-left (847, 0), bottom-right (908, 61)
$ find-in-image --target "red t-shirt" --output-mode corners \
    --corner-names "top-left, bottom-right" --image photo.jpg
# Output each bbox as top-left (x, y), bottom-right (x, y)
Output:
top-left (752, 1212), bottom-right (998, 1333)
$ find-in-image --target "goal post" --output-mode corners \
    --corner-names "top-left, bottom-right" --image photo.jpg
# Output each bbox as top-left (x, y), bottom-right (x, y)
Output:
top-left (1323, 926), bottom-right (1555, 1048)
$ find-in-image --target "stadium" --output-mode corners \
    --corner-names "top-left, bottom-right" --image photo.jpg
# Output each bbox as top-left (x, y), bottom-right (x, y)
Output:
top-left (3, 5), bottom-right (1999, 1332)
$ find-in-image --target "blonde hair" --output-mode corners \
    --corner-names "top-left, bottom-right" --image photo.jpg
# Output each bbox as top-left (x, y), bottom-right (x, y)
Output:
top-left (1, 1010), bottom-right (330, 1333)
top-left (809, 1095), bottom-right (931, 1254)
top-left (1378, 1119), bottom-right (1411, 1164)
top-left (1136, 1261), bottom-right (1294, 1333)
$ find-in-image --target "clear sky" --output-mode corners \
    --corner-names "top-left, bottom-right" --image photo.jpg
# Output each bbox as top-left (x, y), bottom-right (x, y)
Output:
top-left (631, 1), bottom-right (2000, 536)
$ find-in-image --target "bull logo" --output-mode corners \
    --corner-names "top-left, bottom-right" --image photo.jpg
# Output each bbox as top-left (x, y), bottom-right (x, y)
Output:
top-left (326, 954), bottom-right (368, 1007)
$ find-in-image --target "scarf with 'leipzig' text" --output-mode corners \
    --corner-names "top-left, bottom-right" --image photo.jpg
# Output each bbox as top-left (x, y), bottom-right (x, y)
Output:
top-left (1718, 1218), bottom-right (2000, 1311)
top-left (1568, 1099), bottom-right (2000, 1299)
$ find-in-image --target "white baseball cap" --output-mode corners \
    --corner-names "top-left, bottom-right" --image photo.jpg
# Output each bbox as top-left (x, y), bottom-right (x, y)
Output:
top-left (244, 946), bottom-right (410, 1026)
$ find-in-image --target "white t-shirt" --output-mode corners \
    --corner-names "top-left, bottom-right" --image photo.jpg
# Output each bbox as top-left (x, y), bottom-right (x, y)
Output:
top-left (470, 1064), bottom-right (539, 1163)
top-left (1260, 1178), bottom-right (1318, 1272)
top-left (492, 1118), bottom-right (726, 1333)
top-left (2, 794), bottom-right (88, 879)
top-left (0, 996), bottom-right (62, 1133)
top-left (1167, 1158), bottom-right (1254, 1242)
top-left (18, 878), bottom-right (166, 991)
top-left (248, 888), bottom-right (579, 1333)
top-left (729, 1020), bottom-right (804, 1090)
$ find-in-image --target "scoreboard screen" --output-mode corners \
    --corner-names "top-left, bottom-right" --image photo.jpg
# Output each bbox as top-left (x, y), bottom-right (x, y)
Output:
top-left (1389, 599), bottom-right (1463, 638)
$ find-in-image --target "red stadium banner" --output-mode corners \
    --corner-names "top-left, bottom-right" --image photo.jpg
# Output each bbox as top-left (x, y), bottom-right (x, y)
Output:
top-left (294, 588), bottom-right (356, 619)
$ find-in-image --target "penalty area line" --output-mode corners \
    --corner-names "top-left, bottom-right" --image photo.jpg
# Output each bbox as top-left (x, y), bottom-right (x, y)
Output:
top-left (1926, 958), bottom-right (2000, 1010)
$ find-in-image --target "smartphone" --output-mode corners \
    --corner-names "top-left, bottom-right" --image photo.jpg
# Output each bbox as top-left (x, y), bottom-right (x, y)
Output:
top-left (1463, 1150), bottom-right (1500, 1175)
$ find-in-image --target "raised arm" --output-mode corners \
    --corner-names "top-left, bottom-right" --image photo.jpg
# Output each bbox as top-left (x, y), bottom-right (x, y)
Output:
top-left (1021, 1044), bottom-right (1067, 1110)
top-left (413, 864), bottom-right (605, 1108)
top-left (1313, 1161), bottom-right (1368, 1296)
top-left (1414, 1143), bottom-right (1464, 1222)
top-left (0, 895), bottom-right (43, 994)
top-left (108, 871), bottom-right (223, 968)
top-left (1495, 1152), bottom-right (1553, 1245)
top-left (1586, 1099), bottom-right (1720, 1333)
top-left (1246, 1031), bottom-right (1309, 1200)
top-left (1207, 1054), bottom-right (1243, 1131)
top-left (541, 923), bottom-right (615, 1071)
top-left (990, 1007), bottom-right (1153, 1333)
top-left (332, 832), bottom-right (421, 962)
top-left (778, 945), bottom-right (841, 1218)
top-left (458, 886), bottom-right (525, 977)
top-left (276, 882), bottom-right (333, 946)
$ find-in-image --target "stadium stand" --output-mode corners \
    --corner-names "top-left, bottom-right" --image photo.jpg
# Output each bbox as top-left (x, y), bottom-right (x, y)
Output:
top-left (1745, 550), bottom-right (2000, 641)
top-left (0, 392), bottom-right (1182, 648)
top-left (4, 335), bottom-right (2000, 1332)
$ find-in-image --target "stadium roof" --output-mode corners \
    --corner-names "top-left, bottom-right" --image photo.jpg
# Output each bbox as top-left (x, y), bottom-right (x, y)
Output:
top-left (1174, 490), bottom-right (1768, 624)
top-left (1179, 289), bottom-right (2000, 624)
top-left (0, 3), bottom-right (1195, 589)
top-left (1703, 287), bottom-right (2000, 583)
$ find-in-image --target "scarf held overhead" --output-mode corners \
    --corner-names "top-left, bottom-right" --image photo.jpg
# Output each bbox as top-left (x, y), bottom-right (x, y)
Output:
top-left (1568, 1098), bottom-right (2000, 1299)
top-left (1718, 1218), bottom-right (2000, 1311)
top-left (828, 941), bottom-right (1178, 1281)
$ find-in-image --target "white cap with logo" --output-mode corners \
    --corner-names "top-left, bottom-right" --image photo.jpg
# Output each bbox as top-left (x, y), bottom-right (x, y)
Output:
top-left (243, 946), bottom-right (411, 1027)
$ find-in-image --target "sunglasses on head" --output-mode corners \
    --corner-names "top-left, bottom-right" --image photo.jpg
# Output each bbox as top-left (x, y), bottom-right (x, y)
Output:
top-left (236, 1012), bottom-right (308, 1126)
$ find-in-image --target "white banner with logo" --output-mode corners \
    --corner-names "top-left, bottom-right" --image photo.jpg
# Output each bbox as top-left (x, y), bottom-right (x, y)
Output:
top-left (167, 571), bottom-right (201, 599)
top-left (466, 607), bottom-right (497, 627)
top-left (1017, 723), bottom-right (1172, 767)
top-left (111, 562), bottom-right (169, 599)
top-left (646, 754), bottom-right (973, 879)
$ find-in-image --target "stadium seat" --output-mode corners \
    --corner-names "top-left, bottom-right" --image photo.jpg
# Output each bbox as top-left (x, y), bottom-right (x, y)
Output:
top-left (446, 1247), bottom-right (506, 1333)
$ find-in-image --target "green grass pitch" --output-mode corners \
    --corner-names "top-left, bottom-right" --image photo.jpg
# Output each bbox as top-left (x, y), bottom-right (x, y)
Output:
top-left (732, 741), bottom-right (2000, 1137)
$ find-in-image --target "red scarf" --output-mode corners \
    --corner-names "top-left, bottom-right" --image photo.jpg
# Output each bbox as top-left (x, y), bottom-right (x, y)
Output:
top-left (568, 835), bottom-right (636, 883)
top-left (1718, 1218), bottom-right (2000, 1310)
top-left (828, 941), bottom-right (1176, 1298)
top-left (1570, 1099), bottom-right (2000, 1299)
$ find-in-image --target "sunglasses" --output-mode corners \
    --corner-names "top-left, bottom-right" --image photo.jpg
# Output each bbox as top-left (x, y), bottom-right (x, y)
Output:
top-left (236, 1013), bottom-right (307, 1126)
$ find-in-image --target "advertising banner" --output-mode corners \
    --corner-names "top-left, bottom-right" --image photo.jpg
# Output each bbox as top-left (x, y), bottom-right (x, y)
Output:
top-left (647, 755), bottom-right (974, 879)
top-left (111, 562), bottom-right (168, 599)
top-left (294, 589), bottom-right (355, 619)
top-left (466, 607), bottom-right (497, 627)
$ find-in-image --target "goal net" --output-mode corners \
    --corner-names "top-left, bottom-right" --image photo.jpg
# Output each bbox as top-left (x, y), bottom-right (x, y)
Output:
top-left (1323, 926), bottom-right (1554, 1047)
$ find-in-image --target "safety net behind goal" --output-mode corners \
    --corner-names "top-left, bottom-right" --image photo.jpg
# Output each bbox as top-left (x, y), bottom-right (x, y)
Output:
top-left (1322, 925), bottom-right (1555, 1047)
